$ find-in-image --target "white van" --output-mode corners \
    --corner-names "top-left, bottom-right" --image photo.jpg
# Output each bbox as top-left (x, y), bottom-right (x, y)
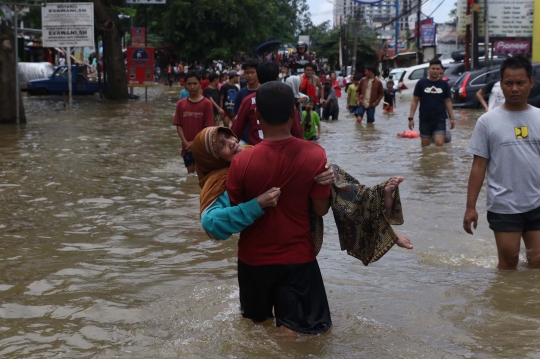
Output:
top-left (18, 62), bottom-right (55, 90)
top-left (397, 60), bottom-right (454, 100)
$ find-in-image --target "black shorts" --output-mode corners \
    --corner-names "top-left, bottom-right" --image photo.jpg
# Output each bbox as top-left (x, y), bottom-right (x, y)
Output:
top-left (487, 206), bottom-right (540, 232)
top-left (183, 152), bottom-right (194, 167)
top-left (419, 118), bottom-right (446, 138)
top-left (237, 259), bottom-right (332, 334)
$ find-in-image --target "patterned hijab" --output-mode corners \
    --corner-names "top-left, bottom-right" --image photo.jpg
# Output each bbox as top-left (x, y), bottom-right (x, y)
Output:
top-left (191, 127), bottom-right (236, 215)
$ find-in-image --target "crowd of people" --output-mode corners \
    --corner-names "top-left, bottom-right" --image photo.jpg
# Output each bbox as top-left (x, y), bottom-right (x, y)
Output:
top-left (172, 53), bottom-right (540, 336)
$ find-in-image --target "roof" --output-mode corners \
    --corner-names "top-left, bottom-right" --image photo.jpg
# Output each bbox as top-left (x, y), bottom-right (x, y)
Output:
top-left (391, 52), bottom-right (417, 60)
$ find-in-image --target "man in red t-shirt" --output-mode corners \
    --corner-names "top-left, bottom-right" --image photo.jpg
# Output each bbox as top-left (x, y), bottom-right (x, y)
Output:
top-left (231, 61), bottom-right (303, 145)
top-left (173, 70), bottom-right (214, 174)
top-left (227, 81), bottom-right (332, 335)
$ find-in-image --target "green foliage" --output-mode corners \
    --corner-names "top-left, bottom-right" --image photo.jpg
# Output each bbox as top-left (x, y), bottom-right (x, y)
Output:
top-left (449, 2), bottom-right (458, 23)
top-left (301, 20), bottom-right (378, 70)
top-left (140, 0), bottom-right (309, 63)
top-left (19, 6), bottom-right (41, 29)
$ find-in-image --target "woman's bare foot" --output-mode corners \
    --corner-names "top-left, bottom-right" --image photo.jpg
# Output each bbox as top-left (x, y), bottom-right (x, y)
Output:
top-left (395, 232), bottom-right (413, 249)
top-left (384, 177), bottom-right (404, 211)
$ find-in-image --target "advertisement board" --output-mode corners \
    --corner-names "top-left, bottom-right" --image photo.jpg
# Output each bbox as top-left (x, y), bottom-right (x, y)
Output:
top-left (41, 3), bottom-right (94, 47)
top-left (494, 40), bottom-right (531, 55)
top-left (421, 24), bottom-right (436, 46)
top-left (131, 27), bottom-right (146, 47)
top-left (127, 47), bottom-right (155, 87)
top-left (457, 0), bottom-right (533, 37)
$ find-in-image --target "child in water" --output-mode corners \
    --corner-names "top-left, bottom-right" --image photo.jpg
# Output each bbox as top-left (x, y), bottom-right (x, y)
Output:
top-left (383, 81), bottom-right (397, 114)
top-left (302, 97), bottom-right (321, 141)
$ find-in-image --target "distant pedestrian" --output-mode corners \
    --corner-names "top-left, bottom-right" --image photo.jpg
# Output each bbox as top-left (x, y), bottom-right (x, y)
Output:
top-left (355, 65), bottom-right (383, 124)
top-left (463, 56), bottom-right (540, 270)
top-left (173, 71), bottom-right (214, 175)
top-left (204, 72), bottom-right (225, 125)
top-left (232, 60), bottom-right (259, 116)
top-left (383, 81), bottom-right (397, 114)
top-left (220, 70), bottom-right (239, 128)
top-left (346, 74), bottom-right (360, 114)
top-left (408, 59), bottom-right (455, 147)
top-left (302, 97), bottom-right (321, 141)
top-left (321, 79), bottom-right (339, 121)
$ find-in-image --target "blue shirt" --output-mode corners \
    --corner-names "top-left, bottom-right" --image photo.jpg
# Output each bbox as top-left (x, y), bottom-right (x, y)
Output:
top-left (179, 89), bottom-right (189, 100)
top-left (201, 191), bottom-right (264, 240)
top-left (413, 78), bottom-right (450, 121)
top-left (232, 87), bottom-right (257, 115)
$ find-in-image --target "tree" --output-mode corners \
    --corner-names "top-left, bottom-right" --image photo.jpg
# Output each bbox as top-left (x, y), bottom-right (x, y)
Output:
top-left (0, 24), bottom-right (26, 123)
top-left (92, 0), bottom-right (129, 100)
top-left (143, 0), bottom-right (309, 63)
top-left (449, 2), bottom-right (458, 23)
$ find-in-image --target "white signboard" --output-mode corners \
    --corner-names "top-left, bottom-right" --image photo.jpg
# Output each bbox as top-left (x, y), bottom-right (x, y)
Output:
top-left (126, 0), bottom-right (166, 4)
top-left (488, 0), bottom-right (534, 37)
top-left (41, 3), bottom-right (94, 47)
top-left (457, 0), bottom-right (534, 37)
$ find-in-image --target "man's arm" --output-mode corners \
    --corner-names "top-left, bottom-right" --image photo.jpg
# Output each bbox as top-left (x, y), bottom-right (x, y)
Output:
top-left (203, 100), bottom-right (215, 128)
top-left (445, 98), bottom-right (455, 129)
top-left (346, 88), bottom-right (351, 109)
top-left (408, 96), bottom-right (420, 130)
top-left (176, 125), bottom-right (192, 151)
top-left (316, 77), bottom-right (324, 100)
top-left (209, 96), bottom-right (224, 115)
top-left (356, 78), bottom-right (365, 105)
top-left (312, 198), bottom-right (330, 216)
top-left (373, 80), bottom-right (384, 107)
top-left (476, 89), bottom-right (488, 111)
top-left (291, 110), bottom-right (304, 139)
top-left (463, 155), bottom-right (488, 234)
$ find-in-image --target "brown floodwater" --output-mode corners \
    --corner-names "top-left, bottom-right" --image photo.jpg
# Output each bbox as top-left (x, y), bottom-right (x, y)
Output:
top-left (1, 86), bottom-right (539, 358)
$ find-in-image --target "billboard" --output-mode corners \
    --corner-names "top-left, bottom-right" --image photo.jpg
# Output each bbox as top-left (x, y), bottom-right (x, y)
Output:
top-left (127, 47), bottom-right (155, 87)
top-left (131, 27), bottom-right (146, 47)
top-left (421, 24), bottom-right (436, 46)
top-left (494, 40), bottom-right (531, 55)
top-left (436, 23), bottom-right (457, 44)
top-left (457, 0), bottom-right (534, 37)
top-left (41, 3), bottom-right (94, 47)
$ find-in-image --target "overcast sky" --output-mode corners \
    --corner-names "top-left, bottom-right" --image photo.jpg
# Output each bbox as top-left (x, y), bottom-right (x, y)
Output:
top-left (306, 0), bottom-right (455, 26)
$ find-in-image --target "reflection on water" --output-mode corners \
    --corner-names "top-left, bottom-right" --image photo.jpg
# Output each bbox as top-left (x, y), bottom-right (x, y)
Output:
top-left (0, 87), bottom-right (538, 358)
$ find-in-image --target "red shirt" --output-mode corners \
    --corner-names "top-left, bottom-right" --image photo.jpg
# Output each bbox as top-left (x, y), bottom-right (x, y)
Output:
top-left (226, 137), bottom-right (330, 266)
top-left (231, 92), bottom-right (303, 145)
top-left (173, 97), bottom-right (214, 156)
top-left (201, 79), bottom-right (210, 91)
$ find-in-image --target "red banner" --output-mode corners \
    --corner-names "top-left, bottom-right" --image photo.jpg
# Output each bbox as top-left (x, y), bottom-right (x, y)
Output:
top-left (127, 47), bottom-right (154, 87)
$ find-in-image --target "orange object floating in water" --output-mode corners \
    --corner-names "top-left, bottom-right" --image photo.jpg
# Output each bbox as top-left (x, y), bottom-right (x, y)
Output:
top-left (397, 130), bottom-right (420, 138)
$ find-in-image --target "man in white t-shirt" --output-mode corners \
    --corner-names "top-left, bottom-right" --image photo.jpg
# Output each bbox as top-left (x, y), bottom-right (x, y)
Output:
top-left (464, 56), bottom-right (540, 270)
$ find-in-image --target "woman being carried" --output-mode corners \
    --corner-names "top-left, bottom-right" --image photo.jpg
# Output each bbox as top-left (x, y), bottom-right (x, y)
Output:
top-left (191, 126), bottom-right (412, 260)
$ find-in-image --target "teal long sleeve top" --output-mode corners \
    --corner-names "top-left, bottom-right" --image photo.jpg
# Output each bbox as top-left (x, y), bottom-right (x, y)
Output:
top-left (201, 191), bottom-right (265, 240)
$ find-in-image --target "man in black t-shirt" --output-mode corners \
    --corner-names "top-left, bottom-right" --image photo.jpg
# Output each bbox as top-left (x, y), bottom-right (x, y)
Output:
top-left (203, 72), bottom-right (223, 125)
top-left (220, 70), bottom-right (240, 128)
top-left (408, 59), bottom-right (456, 147)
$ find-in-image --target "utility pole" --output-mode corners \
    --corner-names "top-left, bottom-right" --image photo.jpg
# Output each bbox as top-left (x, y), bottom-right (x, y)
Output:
top-left (352, 7), bottom-right (360, 74)
top-left (472, 0), bottom-right (479, 69)
top-left (416, 0), bottom-right (423, 64)
top-left (484, 0), bottom-right (489, 67)
top-left (465, 1), bottom-right (471, 71)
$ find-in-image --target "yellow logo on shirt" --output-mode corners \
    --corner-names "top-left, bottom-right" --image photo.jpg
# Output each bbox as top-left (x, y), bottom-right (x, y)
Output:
top-left (515, 126), bottom-right (529, 139)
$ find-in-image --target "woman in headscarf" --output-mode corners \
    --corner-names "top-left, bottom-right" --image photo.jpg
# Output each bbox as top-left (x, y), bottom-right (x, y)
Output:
top-left (191, 126), bottom-right (335, 240)
top-left (285, 75), bottom-right (308, 120)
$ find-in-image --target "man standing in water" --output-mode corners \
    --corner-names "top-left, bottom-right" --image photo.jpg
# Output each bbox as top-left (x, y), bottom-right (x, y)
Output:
top-left (355, 65), bottom-right (383, 124)
top-left (463, 56), bottom-right (540, 270)
top-left (408, 59), bottom-right (455, 147)
top-left (173, 71), bottom-right (214, 175)
top-left (227, 81), bottom-right (332, 334)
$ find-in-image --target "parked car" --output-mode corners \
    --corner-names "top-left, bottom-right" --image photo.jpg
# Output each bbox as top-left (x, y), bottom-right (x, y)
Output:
top-left (527, 64), bottom-right (540, 108)
top-left (27, 65), bottom-right (100, 95)
top-left (18, 62), bottom-right (54, 91)
top-left (396, 63), bottom-right (431, 100)
top-left (451, 66), bottom-right (501, 108)
top-left (443, 57), bottom-right (506, 87)
top-left (388, 67), bottom-right (406, 83)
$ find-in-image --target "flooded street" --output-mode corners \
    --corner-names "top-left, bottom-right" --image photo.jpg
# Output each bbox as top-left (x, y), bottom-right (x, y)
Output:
top-left (2, 86), bottom-right (540, 358)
